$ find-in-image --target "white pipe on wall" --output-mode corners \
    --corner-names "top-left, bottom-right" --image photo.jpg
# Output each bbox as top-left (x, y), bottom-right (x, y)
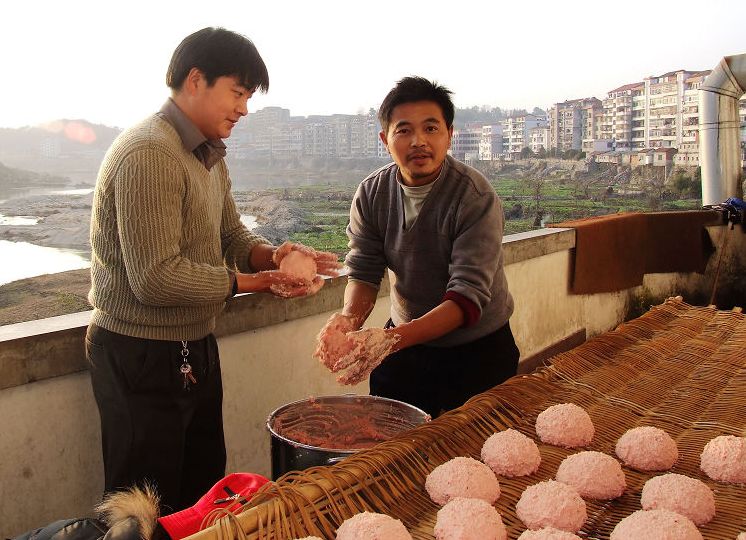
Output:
top-left (699, 53), bottom-right (746, 206)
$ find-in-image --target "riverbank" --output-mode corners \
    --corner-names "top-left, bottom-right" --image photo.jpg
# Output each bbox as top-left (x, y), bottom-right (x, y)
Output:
top-left (0, 268), bottom-right (91, 325)
top-left (0, 190), bottom-right (307, 253)
top-left (0, 190), bottom-right (310, 325)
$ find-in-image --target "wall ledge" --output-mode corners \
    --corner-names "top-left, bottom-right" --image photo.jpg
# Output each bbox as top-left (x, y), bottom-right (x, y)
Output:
top-left (0, 228), bottom-right (576, 390)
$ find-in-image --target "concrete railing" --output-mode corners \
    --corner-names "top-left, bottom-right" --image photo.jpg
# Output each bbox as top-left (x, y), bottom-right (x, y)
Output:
top-left (1, 224), bottom-right (743, 537)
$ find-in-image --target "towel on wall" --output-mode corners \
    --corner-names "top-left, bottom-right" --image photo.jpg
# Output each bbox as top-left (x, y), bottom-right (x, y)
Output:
top-left (549, 210), bottom-right (718, 294)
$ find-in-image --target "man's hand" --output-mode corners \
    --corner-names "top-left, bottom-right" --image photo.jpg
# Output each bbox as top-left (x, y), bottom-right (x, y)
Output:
top-left (267, 272), bottom-right (324, 298)
top-left (314, 313), bottom-right (399, 386)
top-left (236, 270), bottom-right (324, 297)
top-left (273, 241), bottom-right (343, 277)
top-left (335, 328), bottom-right (400, 385)
top-left (314, 313), bottom-right (358, 371)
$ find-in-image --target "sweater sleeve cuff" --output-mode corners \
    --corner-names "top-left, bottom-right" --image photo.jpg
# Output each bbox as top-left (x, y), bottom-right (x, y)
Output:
top-left (443, 291), bottom-right (480, 327)
top-left (227, 271), bottom-right (238, 299)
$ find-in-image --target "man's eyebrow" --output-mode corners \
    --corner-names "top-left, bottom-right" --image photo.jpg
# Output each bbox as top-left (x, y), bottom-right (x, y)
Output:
top-left (393, 117), bottom-right (442, 129)
top-left (233, 82), bottom-right (253, 93)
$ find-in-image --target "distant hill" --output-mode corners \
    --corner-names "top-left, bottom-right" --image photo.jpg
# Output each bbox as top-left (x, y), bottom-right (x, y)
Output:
top-left (0, 120), bottom-right (121, 185)
top-left (0, 161), bottom-right (70, 199)
top-left (0, 119), bottom-right (120, 155)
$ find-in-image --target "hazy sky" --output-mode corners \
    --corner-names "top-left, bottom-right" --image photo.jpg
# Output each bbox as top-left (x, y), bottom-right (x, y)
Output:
top-left (2, 0), bottom-right (744, 129)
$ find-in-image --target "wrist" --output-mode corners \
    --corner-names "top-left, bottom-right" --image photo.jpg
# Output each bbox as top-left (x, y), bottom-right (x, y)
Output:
top-left (341, 311), bottom-right (365, 331)
top-left (236, 271), bottom-right (270, 294)
top-left (249, 243), bottom-right (278, 271)
top-left (389, 325), bottom-right (410, 351)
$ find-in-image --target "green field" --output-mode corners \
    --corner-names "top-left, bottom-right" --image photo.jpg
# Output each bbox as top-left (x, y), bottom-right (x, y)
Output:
top-left (275, 178), bottom-right (700, 256)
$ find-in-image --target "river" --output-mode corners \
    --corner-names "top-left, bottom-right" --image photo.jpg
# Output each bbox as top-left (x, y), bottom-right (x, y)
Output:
top-left (0, 198), bottom-right (259, 286)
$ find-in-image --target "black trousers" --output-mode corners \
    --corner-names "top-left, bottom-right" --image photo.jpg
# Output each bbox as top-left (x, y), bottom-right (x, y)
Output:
top-left (370, 321), bottom-right (520, 418)
top-left (86, 324), bottom-right (226, 513)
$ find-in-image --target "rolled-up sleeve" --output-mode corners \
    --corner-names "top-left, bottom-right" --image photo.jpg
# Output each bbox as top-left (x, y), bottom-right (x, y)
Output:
top-left (344, 183), bottom-right (387, 287)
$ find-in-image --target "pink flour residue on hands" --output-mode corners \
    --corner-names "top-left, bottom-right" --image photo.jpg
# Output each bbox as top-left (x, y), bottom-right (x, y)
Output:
top-left (313, 313), bottom-right (400, 385)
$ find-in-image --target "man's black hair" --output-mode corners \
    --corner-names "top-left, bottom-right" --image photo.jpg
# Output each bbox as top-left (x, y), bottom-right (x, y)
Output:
top-left (378, 76), bottom-right (454, 133)
top-left (166, 27), bottom-right (269, 93)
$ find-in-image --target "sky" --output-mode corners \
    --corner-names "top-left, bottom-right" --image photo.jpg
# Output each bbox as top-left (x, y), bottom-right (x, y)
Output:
top-left (2, 0), bottom-right (745, 129)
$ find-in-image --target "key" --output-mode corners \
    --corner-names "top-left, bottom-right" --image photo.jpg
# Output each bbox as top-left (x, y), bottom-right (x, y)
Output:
top-left (180, 362), bottom-right (197, 389)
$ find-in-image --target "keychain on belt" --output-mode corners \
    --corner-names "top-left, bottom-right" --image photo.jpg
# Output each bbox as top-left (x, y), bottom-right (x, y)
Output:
top-left (180, 340), bottom-right (197, 389)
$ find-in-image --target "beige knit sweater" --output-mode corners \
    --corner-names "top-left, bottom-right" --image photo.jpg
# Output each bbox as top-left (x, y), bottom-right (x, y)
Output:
top-left (89, 114), bottom-right (268, 340)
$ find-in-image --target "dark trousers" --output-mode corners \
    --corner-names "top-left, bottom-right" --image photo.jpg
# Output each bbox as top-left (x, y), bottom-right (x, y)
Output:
top-left (370, 321), bottom-right (520, 418)
top-left (86, 324), bottom-right (226, 513)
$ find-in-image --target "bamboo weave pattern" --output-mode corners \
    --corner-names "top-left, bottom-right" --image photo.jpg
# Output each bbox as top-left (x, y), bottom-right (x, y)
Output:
top-left (202, 297), bottom-right (746, 540)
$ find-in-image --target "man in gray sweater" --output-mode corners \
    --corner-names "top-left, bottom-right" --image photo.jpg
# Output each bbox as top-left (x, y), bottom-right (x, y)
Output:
top-left (317, 77), bottom-right (519, 417)
top-left (87, 28), bottom-right (337, 513)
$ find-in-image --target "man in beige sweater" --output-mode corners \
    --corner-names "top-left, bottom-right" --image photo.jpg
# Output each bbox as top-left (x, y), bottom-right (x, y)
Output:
top-left (86, 27), bottom-right (337, 513)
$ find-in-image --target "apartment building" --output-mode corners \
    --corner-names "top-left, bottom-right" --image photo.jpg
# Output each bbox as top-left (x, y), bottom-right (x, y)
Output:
top-left (549, 98), bottom-right (602, 153)
top-left (232, 108), bottom-right (381, 160)
top-left (600, 82), bottom-right (641, 151)
top-left (674, 72), bottom-right (710, 166)
top-left (646, 70), bottom-right (698, 149)
top-left (451, 124), bottom-right (483, 161)
top-left (529, 125), bottom-right (550, 154)
top-left (502, 114), bottom-right (545, 158)
top-left (478, 124), bottom-right (504, 160)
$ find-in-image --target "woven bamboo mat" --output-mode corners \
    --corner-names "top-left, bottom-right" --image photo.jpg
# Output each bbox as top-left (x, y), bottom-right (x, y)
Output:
top-left (198, 297), bottom-right (746, 540)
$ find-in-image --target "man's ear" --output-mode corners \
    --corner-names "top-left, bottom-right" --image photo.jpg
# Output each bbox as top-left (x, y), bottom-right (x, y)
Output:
top-left (379, 130), bottom-right (389, 152)
top-left (183, 67), bottom-right (204, 96)
top-left (447, 125), bottom-right (454, 149)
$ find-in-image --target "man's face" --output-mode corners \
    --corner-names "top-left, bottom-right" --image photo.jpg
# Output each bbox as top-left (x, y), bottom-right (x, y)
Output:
top-left (380, 100), bottom-right (453, 186)
top-left (189, 72), bottom-right (254, 140)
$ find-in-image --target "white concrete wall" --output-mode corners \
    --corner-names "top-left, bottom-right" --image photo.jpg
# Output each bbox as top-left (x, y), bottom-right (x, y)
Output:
top-left (0, 372), bottom-right (102, 536)
top-left (0, 303), bottom-right (389, 538)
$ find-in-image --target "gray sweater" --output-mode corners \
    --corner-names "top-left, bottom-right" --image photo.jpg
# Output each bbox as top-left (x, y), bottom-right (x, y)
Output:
top-left (346, 155), bottom-right (514, 347)
top-left (89, 114), bottom-right (267, 340)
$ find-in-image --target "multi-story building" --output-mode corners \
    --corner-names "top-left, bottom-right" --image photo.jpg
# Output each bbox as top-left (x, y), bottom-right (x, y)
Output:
top-left (234, 108), bottom-right (381, 160)
top-left (502, 114), bottom-right (545, 158)
top-left (529, 125), bottom-right (550, 154)
top-left (350, 114), bottom-right (379, 158)
top-left (645, 70), bottom-right (696, 149)
top-left (600, 83), bottom-right (641, 152)
top-left (478, 124), bottom-right (503, 160)
top-left (674, 72), bottom-right (710, 166)
top-left (451, 124), bottom-right (482, 161)
top-left (549, 98), bottom-right (602, 153)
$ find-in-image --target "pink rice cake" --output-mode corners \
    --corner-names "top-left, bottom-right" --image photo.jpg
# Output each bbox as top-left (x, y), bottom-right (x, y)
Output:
top-left (425, 456), bottom-right (501, 506)
top-left (481, 428), bottom-right (542, 477)
top-left (517, 527), bottom-right (582, 539)
top-left (610, 509), bottom-right (703, 540)
top-left (535, 403), bottom-right (594, 448)
top-left (515, 480), bottom-right (587, 533)
top-left (278, 250), bottom-right (317, 281)
top-left (640, 473), bottom-right (716, 526)
top-left (700, 435), bottom-right (746, 484)
top-left (335, 512), bottom-right (412, 540)
top-left (615, 426), bottom-right (678, 471)
top-left (434, 497), bottom-right (507, 540)
top-left (555, 451), bottom-right (626, 500)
